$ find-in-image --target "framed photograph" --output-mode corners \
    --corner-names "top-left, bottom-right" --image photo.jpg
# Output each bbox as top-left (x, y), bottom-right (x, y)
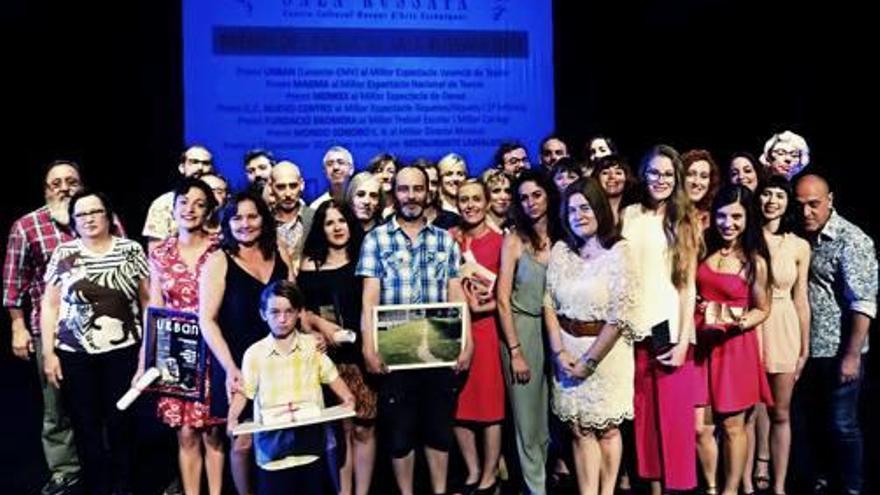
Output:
top-left (372, 302), bottom-right (467, 371)
top-left (144, 307), bottom-right (208, 401)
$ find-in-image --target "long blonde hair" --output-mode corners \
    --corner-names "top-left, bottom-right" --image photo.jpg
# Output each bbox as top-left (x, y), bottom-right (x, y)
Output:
top-left (638, 145), bottom-right (704, 288)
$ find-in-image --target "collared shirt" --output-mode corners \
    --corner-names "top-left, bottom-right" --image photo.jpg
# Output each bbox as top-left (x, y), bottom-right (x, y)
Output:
top-left (308, 191), bottom-right (332, 211)
top-left (3, 206), bottom-right (76, 334)
top-left (808, 210), bottom-right (878, 358)
top-left (275, 202), bottom-right (313, 270)
top-left (356, 216), bottom-right (461, 305)
top-left (241, 332), bottom-right (338, 469)
top-left (142, 191), bottom-right (176, 241)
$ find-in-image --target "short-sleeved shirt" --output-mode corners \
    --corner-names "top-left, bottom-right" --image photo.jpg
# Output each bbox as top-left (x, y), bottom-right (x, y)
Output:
top-left (356, 217), bottom-right (461, 305)
top-left (242, 333), bottom-right (339, 469)
top-left (44, 237), bottom-right (149, 353)
top-left (3, 205), bottom-right (126, 334)
top-left (142, 191), bottom-right (176, 241)
top-left (807, 210), bottom-right (878, 358)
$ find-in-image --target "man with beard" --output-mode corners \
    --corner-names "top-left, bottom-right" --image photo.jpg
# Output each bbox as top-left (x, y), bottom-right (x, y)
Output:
top-left (539, 135), bottom-right (570, 170)
top-left (271, 161), bottom-right (314, 277)
top-left (493, 142), bottom-right (531, 180)
top-left (357, 165), bottom-right (473, 495)
top-left (143, 145), bottom-right (213, 252)
top-left (310, 146), bottom-right (354, 209)
top-left (3, 160), bottom-right (85, 495)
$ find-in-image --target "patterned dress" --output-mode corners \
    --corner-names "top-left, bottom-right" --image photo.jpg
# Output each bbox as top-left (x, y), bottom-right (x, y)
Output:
top-left (151, 236), bottom-right (224, 428)
top-left (545, 240), bottom-right (635, 430)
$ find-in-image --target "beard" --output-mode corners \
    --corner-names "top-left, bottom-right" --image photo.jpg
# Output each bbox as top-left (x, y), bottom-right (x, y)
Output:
top-left (46, 194), bottom-right (71, 226)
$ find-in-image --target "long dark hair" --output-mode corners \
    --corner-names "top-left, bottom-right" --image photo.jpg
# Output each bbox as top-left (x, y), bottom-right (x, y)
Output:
top-left (560, 178), bottom-right (622, 252)
top-left (220, 190), bottom-right (276, 259)
top-left (511, 169), bottom-right (562, 251)
top-left (301, 200), bottom-right (364, 269)
top-left (705, 185), bottom-right (772, 286)
top-left (756, 175), bottom-right (798, 235)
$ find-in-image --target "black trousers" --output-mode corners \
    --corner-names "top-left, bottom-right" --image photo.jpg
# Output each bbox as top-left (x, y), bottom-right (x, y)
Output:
top-left (58, 346), bottom-right (138, 495)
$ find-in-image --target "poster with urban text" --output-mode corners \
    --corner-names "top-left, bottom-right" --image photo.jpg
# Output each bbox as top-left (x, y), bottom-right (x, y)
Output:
top-left (145, 307), bottom-right (207, 401)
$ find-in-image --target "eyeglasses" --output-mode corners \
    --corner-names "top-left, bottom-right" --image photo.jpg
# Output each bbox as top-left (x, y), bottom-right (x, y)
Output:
top-left (73, 208), bottom-right (106, 219)
top-left (185, 158), bottom-right (213, 166)
top-left (645, 169), bottom-right (675, 183)
top-left (46, 178), bottom-right (81, 190)
top-left (771, 148), bottom-right (802, 160)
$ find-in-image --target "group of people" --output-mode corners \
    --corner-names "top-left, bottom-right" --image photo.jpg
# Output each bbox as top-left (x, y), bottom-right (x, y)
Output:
top-left (4, 129), bottom-right (876, 495)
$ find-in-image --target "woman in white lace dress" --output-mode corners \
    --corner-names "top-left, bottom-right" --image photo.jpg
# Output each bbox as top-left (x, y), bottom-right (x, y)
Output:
top-left (544, 178), bottom-right (635, 495)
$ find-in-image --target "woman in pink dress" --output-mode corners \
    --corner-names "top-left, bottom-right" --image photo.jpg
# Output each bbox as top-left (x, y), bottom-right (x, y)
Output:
top-left (449, 179), bottom-right (505, 495)
top-left (134, 178), bottom-right (224, 495)
top-left (693, 185), bottom-right (774, 495)
top-left (622, 145), bottom-right (703, 494)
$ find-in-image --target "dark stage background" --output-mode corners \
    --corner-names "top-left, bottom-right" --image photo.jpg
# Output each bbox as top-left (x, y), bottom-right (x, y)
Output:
top-left (2, 1), bottom-right (876, 494)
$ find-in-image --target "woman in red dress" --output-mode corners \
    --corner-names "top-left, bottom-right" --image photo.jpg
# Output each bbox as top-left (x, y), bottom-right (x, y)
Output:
top-left (693, 185), bottom-right (774, 495)
top-left (134, 178), bottom-right (224, 495)
top-left (449, 179), bottom-right (505, 494)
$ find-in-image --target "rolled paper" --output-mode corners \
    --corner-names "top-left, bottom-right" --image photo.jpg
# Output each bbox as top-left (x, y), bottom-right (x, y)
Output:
top-left (116, 367), bottom-right (161, 411)
top-left (333, 329), bottom-right (356, 344)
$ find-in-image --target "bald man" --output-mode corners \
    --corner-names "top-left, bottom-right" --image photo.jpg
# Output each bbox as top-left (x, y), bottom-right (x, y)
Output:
top-left (792, 174), bottom-right (876, 495)
top-left (271, 161), bottom-right (313, 276)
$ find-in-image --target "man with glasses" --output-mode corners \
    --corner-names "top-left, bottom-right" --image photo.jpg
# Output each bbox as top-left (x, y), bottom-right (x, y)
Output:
top-left (142, 145), bottom-right (213, 252)
top-left (494, 142), bottom-right (531, 179)
top-left (4, 160), bottom-right (85, 495)
top-left (310, 146), bottom-right (354, 209)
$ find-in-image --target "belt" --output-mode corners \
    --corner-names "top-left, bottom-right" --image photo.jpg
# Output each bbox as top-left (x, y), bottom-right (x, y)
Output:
top-left (558, 316), bottom-right (605, 337)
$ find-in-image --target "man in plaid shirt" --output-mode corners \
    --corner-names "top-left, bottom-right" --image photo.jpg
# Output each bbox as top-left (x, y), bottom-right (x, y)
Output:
top-left (3, 160), bottom-right (84, 495)
top-left (357, 164), bottom-right (473, 495)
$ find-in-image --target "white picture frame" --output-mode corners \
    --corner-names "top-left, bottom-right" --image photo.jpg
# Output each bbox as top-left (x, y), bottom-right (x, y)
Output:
top-left (372, 302), bottom-right (468, 371)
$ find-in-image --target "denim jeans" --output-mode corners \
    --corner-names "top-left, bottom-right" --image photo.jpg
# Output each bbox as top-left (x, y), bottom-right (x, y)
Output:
top-left (792, 356), bottom-right (865, 494)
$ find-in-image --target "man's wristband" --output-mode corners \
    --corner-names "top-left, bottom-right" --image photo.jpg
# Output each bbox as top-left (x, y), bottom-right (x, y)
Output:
top-left (508, 343), bottom-right (521, 352)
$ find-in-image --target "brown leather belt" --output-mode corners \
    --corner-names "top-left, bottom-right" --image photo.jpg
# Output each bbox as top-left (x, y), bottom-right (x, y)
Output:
top-left (558, 316), bottom-right (605, 337)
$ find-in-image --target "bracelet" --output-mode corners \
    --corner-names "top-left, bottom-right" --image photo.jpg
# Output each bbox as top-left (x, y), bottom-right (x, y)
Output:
top-left (581, 356), bottom-right (599, 373)
top-left (508, 343), bottom-right (521, 352)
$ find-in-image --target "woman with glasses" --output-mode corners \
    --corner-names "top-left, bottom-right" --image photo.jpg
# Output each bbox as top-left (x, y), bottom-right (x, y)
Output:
top-left (759, 131), bottom-right (810, 180)
top-left (41, 190), bottom-right (150, 495)
top-left (621, 145), bottom-right (703, 495)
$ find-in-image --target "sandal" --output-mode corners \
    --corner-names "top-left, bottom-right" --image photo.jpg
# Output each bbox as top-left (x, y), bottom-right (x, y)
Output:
top-left (753, 456), bottom-right (771, 492)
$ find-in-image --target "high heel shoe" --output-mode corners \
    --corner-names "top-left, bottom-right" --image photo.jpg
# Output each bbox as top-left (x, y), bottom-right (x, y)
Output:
top-left (474, 479), bottom-right (499, 495)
